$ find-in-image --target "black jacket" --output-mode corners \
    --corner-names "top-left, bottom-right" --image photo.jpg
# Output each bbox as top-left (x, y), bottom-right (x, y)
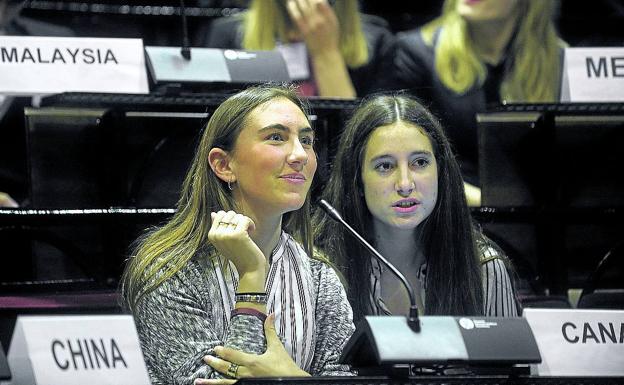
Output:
top-left (377, 28), bottom-right (511, 186)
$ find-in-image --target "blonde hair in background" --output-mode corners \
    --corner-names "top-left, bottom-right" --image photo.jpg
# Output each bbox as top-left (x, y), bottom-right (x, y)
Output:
top-left (242, 0), bottom-right (369, 69)
top-left (421, 0), bottom-right (563, 102)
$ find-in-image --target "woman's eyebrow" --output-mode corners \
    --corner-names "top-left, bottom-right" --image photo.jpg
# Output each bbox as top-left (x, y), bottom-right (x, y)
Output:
top-left (369, 154), bottom-right (394, 163)
top-left (370, 150), bottom-right (432, 162)
top-left (258, 124), bottom-right (315, 134)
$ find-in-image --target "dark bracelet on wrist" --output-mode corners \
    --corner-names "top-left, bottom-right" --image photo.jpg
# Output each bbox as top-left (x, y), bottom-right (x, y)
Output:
top-left (231, 307), bottom-right (267, 322)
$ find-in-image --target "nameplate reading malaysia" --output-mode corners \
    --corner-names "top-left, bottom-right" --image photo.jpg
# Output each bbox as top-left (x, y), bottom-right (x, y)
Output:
top-left (6, 315), bottom-right (150, 385)
top-left (560, 47), bottom-right (624, 102)
top-left (0, 36), bottom-right (149, 95)
top-left (523, 308), bottom-right (624, 377)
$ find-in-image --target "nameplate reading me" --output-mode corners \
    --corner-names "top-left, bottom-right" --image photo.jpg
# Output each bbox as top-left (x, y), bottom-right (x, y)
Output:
top-left (560, 47), bottom-right (624, 102)
top-left (6, 315), bottom-right (150, 385)
top-left (0, 36), bottom-right (148, 95)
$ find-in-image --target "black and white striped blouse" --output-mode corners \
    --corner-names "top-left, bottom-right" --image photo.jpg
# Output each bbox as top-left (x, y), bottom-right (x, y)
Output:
top-left (133, 231), bottom-right (354, 385)
top-left (370, 236), bottom-right (519, 317)
top-left (478, 239), bottom-right (520, 316)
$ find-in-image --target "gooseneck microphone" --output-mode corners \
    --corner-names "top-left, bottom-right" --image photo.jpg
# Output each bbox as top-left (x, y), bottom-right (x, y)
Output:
top-left (318, 199), bottom-right (421, 332)
top-left (179, 0), bottom-right (191, 60)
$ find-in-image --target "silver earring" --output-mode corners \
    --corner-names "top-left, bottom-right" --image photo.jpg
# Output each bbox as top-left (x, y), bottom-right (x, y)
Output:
top-left (228, 178), bottom-right (234, 191)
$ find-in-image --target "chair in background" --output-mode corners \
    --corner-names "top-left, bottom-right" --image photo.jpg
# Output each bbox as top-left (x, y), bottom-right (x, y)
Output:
top-left (520, 295), bottom-right (573, 309)
top-left (482, 230), bottom-right (573, 309)
top-left (0, 226), bottom-right (108, 292)
top-left (577, 243), bottom-right (624, 310)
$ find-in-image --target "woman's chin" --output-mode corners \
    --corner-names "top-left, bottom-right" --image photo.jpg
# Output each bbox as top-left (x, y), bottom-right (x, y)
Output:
top-left (279, 197), bottom-right (307, 214)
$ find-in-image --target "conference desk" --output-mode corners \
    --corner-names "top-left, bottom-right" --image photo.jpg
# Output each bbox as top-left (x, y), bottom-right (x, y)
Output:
top-left (237, 375), bottom-right (624, 384)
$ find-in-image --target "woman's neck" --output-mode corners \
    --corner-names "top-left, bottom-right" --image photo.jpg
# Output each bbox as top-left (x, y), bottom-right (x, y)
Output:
top-left (467, 14), bottom-right (519, 65)
top-left (233, 192), bottom-right (283, 259)
top-left (248, 213), bottom-right (283, 259)
top-left (372, 220), bottom-right (425, 272)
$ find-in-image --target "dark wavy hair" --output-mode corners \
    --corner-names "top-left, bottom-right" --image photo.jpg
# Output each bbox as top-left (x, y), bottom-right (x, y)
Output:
top-left (313, 93), bottom-right (483, 320)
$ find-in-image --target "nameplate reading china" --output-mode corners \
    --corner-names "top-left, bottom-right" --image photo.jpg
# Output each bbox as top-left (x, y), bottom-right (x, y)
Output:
top-left (560, 47), bottom-right (624, 102)
top-left (0, 36), bottom-right (149, 95)
top-left (523, 308), bottom-right (624, 376)
top-left (6, 315), bottom-right (150, 385)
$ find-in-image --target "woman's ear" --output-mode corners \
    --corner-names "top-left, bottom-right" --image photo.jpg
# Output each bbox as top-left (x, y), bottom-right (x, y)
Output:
top-left (208, 147), bottom-right (235, 184)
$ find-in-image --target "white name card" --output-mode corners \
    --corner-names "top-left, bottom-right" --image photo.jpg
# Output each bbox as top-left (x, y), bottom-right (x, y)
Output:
top-left (145, 46), bottom-right (231, 82)
top-left (276, 42), bottom-right (310, 81)
top-left (0, 36), bottom-right (149, 95)
top-left (523, 308), bottom-right (624, 376)
top-left (6, 315), bottom-right (151, 385)
top-left (560, 47), bottom-right (624, 102)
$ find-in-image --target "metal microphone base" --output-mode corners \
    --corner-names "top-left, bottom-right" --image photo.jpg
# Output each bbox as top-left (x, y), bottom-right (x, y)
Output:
top-left (144, 47), bottom-right (290, 86)
top-left (340, 316), bottom-right (541, 369)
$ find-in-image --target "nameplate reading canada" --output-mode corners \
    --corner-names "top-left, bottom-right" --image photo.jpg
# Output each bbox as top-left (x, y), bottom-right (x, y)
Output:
top-left (560, 47), bottom-right (624, 102)
top-left (523, 308), bottom-right (624, 377)
top-left (0, 36), bottom-right (148, 95)
top-left (6, 315), bottom-right (151, 385)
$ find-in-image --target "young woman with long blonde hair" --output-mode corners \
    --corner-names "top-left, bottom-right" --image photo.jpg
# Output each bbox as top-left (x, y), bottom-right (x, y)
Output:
top-left (122, 85), bottom-right (354, 385)
top-left (378, 0), bottom-right (564, 201)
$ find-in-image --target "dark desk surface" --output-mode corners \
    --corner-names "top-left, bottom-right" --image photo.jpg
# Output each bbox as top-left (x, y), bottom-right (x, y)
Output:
top-left (238, 375), bottom-right (624, 385)
top-left (40, 92), bottom-right (362, 112)
top-left (40, 94), bottom-right (624, 115)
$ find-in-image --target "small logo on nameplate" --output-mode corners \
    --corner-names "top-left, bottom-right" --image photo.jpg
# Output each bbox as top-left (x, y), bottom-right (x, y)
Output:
top-left (459, 318), bottom-right (498, 329)
top-left (459, 318), bottom-right (475, 329)
top-left (224, 50), bottom-right (257, 60)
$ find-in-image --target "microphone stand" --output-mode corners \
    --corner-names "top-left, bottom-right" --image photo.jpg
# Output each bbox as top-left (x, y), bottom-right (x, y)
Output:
top-left (318, 199), bottom-right (541, 371)
top-left (179, 0), bottom-right (191, 60)
top-left (319, 199), bottom-right (420, 332)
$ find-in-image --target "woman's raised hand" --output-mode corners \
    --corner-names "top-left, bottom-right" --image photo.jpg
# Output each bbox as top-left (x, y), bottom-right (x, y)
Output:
top-left (286, 0), bottom-right (340, 57)
top-left (285, 0), bottom-right (356, 98)
top-left (208, 211), bottom-right (268, 279)
top-left (193, 314), bottom-right (309, 384)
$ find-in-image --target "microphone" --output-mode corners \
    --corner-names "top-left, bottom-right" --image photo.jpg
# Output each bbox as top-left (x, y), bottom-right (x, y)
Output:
top-left (318, 199), bottom-right (420, 332)
top-left (320, 199), bottom-right (542, 372)
top-left (179, 0), bottom-right (191, 60)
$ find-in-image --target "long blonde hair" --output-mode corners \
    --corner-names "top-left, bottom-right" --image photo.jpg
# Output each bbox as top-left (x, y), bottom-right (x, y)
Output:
top-left (422, 0), bottom-right (562, 102)
top-left (241, 0), bottom-right (368, 69)
top-left (121, 85), bottom-right (317, 311)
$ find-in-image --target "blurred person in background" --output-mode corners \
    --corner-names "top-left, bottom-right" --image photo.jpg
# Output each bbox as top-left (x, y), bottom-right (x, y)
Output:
top-left (201, 0), bottom-right (392, 98)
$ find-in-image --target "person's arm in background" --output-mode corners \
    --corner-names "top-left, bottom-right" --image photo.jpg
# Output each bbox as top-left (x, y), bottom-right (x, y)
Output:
top-left (0, 192), bottom-right (18, 207)
top-left (464, 182), bottom-right (482, 207)
top-left (287, 0), bottom-right (356, 98)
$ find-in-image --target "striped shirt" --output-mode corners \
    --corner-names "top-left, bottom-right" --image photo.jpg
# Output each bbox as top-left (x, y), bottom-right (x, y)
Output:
top-left (478, 238), bottom-right (520, 316)
top-left (133, 232), bottom-right (354, 385)
top-left (371, 236), bottom-right (519, 317)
